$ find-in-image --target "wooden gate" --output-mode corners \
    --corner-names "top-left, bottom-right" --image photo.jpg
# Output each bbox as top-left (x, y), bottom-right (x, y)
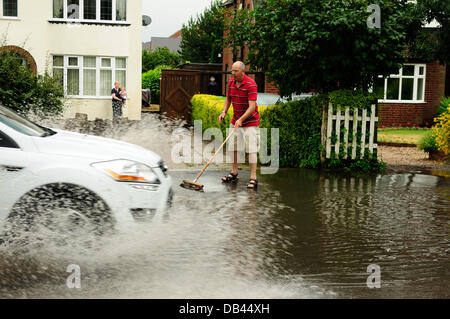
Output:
top-left (160, 69), bottom-right (200, 122)
top-left (321, 102), bottom-right (378, 162)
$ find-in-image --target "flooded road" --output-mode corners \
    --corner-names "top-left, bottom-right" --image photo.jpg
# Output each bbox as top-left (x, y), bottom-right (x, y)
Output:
top-left (0, 169), bottom-right (448, 298)
top-left (0, 114), bottom-right (448, 298)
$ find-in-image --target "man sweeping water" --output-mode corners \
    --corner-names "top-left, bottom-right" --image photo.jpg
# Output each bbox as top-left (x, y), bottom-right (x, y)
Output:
top-left (179, 61), bottom-right (260, 192)
top-left (219, 61), bottom-right (260, 189)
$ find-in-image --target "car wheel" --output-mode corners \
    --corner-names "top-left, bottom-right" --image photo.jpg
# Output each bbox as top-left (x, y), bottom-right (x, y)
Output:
top-left (3, 183), bottom-right (115, 248)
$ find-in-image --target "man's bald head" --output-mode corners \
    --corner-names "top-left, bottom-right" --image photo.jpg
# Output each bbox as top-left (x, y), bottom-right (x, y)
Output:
top-left (233, 61), bottom-right (246, 71)
top-left (231, 61), bottom-right (246, 82)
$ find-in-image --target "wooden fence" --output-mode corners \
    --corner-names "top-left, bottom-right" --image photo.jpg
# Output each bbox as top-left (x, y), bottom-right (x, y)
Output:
top-left (322, 103), bottom-right (378, 161)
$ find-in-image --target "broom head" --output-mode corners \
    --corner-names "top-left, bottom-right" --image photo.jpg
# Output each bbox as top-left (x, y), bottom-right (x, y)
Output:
top-left (180, 180), bottom-right (205, 192)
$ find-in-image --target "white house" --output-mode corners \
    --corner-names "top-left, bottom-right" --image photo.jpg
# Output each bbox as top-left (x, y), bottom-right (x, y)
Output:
top-left (0, 0), bottom-right (142, 120)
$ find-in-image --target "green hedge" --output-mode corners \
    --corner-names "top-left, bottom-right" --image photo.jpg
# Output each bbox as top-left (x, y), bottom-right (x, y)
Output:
top-left (191, 94), bottom-right (325, 168)
top-left (190, 92), bottom-right (386, 173)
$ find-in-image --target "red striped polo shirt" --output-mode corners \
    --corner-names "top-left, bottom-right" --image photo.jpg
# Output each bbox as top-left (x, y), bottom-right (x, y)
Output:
top-left (227, 75), bottom-right (260, 127)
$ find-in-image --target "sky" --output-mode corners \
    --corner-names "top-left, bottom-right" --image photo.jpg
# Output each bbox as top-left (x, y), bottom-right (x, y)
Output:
top-left (142, 0), bottom-right (215, 42)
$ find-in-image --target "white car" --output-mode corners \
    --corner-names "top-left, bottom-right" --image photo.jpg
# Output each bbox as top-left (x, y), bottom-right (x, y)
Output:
top-left (0, 105), bottom-right (172, 236)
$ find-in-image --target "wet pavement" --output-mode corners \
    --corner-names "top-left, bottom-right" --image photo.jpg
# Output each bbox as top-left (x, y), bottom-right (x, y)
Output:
top-left (0, 168), bottom-right (448, 299)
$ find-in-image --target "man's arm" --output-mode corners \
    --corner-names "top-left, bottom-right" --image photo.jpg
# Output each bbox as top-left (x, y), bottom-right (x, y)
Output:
top-left (222, 96), bottom-right (232, 113)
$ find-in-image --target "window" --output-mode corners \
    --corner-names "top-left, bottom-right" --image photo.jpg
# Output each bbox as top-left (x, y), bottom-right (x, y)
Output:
top-left (375, 64), bottom-right (426, 103)
top-left (52, 0), bottom-right (127, 22)
top-left (115, 57), bottom-right (126, 88)
top-left (2, 0), bottom-right (18, 17)
top-left (67, 56), bottom-right (80, 95)
top-left (116, 0), bottom-right (126, 21)
top-left (100, 57), bottom-right (112, 96)
top-left (83, 56), bottom-right (96, 95)
top-left (52, 55), bottom-right (127, 98)
top-left (0, 130), bottom-right (18, 148)
top-left (100, 0), bottom-right (112, 20)
top-left (83, 0), bottom-right (96, 19)
top-left (67, 0), bottom-right (79, 19)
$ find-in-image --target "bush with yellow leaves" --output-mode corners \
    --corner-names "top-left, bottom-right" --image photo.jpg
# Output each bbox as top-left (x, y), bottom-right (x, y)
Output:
top-left (433, 106), bottom-right (450, 155)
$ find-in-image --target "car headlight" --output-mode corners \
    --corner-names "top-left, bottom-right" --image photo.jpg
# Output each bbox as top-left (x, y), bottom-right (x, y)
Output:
top-left (91, 159), bottom-right (161, 184)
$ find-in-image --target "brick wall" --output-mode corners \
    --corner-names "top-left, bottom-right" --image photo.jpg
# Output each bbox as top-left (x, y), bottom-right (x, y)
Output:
top-left (1, 45), bottom-right (37, 74)
top-left (265, 76), bottom-right (279, 94)
top-left (379, 61), bottom-right (446, 127)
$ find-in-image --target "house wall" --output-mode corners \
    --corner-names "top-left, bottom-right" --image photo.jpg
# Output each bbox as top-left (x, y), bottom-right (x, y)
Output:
top-left (0, 0), bottom-right (142, 120)
top-left (379, 61), bottom-right (446, 126)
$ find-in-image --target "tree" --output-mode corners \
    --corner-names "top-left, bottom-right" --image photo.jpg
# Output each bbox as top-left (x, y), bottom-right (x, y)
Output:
top-left (142, 47), bottom-right (183, 73)
top-left (0, 51), bottom-right (64, 116)
top-left (408, 0), bottom-right (450, 65)
top-left (180, 0), bottom-right (225, 63)
top-left (228, 0), bottom-right (423, 97)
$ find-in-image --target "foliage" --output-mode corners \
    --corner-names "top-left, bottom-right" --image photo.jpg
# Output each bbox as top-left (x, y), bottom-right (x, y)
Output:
top-left (191, 91), bottom-right (386, 173)
top-left (0, 51), bottom-right (64, 117)
top-left (437, 96), bottom-right (450, 116)
top-left (227, 0), bottom-right (423, 97)
top-left (418, 129), bottom-right (438, 153)
top-left (179, 0), bottom-right (225, 63)
top-left (328, 150), bottom-right (386, 175)
top-left (142, 65), bottom-right (173, 105)
top-left (328, 89), bottom-right (379, 112)
top-left (408, 0), bottom-right (450, 65)
top-left (224, 8), bottom-right (253, 61)
top-left (432, 107), bottom-right (450, 155)
top-left (142, 47), bottom-right (183, 73)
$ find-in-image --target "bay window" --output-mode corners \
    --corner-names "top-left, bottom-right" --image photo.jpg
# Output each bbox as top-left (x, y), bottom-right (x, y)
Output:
top-left (52, 0), bottom-right (127, 22)
top-left (375, 64), bottom-right (426, 103)
top-left (53, 55), bottom-right (127, 98)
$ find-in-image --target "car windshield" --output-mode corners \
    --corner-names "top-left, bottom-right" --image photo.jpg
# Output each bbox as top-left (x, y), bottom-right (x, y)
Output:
top-left (0, 105), bottom-right (49, 137)
top-left (257, 93), bottom-right (284, 106)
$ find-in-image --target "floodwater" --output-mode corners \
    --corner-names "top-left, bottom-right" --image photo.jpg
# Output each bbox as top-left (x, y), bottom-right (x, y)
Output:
top-left (0, 114), bottom-right (448, 299)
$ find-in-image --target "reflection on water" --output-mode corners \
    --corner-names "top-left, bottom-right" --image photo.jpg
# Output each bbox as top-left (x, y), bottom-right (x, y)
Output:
top-left (264, 170), bottom-right (449, 298)
top-left (0, 115), bottom-right (448, 298)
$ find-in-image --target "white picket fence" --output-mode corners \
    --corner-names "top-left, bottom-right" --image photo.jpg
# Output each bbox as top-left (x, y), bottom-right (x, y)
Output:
top-left (324, 103), bottom-right (378, 160)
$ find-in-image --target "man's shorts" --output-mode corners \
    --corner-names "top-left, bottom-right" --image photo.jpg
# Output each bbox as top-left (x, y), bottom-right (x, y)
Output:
top-left (227, 124), bottom-right (260, 154)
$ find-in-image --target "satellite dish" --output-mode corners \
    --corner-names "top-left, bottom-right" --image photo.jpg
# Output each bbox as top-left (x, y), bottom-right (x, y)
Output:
top-left (142, 15), bottom-right (152, 26)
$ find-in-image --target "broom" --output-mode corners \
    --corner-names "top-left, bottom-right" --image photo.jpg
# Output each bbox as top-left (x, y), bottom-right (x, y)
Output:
top-left (180, 126), bottom-right (238, 192)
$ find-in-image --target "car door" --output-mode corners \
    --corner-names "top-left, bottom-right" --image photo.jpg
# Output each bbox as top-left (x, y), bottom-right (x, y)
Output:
top-left (0, 129), bottom-right (27, 219)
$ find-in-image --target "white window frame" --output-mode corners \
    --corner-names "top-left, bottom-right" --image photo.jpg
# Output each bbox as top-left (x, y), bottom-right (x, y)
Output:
top-left (50, 0), bottom-right (128, 24)
top-left (52, 55), bottom-right (128, 99)
top-left (0, 0), bottom-right (19, 19)
top-left (378, 63), bottom-right (426, 104)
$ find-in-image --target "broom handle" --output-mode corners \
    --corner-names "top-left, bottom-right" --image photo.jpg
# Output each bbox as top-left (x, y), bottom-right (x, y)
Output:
top-left (194, 126), bottom-right (238, 183)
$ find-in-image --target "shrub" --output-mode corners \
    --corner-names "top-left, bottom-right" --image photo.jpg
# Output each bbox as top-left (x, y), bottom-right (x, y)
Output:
top-left (142, 65), bottom-right (173, 105)
top-left (191, 91), bottom-right (385, 173)
top-left (433, 106), bottom-right (450, 155)
top-left (142, 47), bottom-right (183, 73)
top-left (0, 51), bottom-right (64, 117)
top-left (418, 130), bottom-right (438, 153)
top-left (437, 96), bottom-right (450, 116)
